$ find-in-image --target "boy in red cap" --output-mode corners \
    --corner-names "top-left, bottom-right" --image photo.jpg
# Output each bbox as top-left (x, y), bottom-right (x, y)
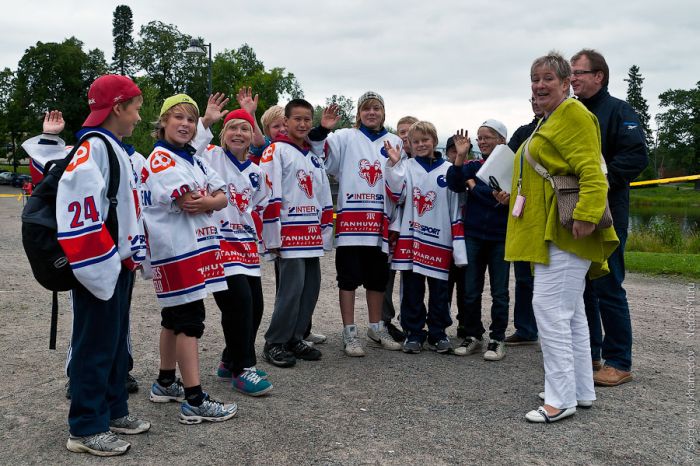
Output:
top-left (57, 74), bottom-right (150, 456)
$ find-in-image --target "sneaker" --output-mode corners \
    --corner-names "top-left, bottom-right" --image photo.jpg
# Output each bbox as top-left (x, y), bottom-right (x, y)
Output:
top-left (402, 339), bottom-right (422, 354)
top-left (287, 340), bottom-right (322, 361)
top-left (384, 320), bottom-right (406, 343)
top-left (504, 334), bottom-right (538, 346)
top-left (263, 343), bottom-right (296, 368)
top-left (109, 414), bottom-right (151, 435)
top-left (483, 339), bottom-right (506, 361)
top-left (149, 379), bottom-right (185, 403)
top-left (217, 362), bottom-right (269, 380)
top-left (525, 406), bottom-right (576, 423)
top-left (66, 431), bottom-right (130, 457)
top-left (453, 337), bottom-right (483, 356)
top-left (426, 337), bottom-right (452, 354)
top-left (367, 323), bottom-right (402, 351)
top-left (179, 394), bottom-right (238, 425)
top-left (343, 325), bottom-right (365, 357)
top-left (65, 380), bottom-right (71, 400)
top-left (538, 391), bottom-right (592, 409)
top-left (232, 369), bottom-right (273, 397)
top-left (593, 365), bottom-right (633, 387)
top-left (305, 332), bottom-right (327, 345)
top-left (125, 374), bottom-right (139, 393)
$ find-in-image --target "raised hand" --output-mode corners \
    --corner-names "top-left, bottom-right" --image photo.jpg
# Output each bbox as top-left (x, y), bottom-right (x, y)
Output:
top-left (320, 103), bottom-right (340, 130)
top-left (43, 110), bottom-right (65, 135)
top-left (202, 92), bottom-right (230, 128)
top-left (236, 87), bottom-right (259, 115)
top-left (383, 140), bottom-right (402, 165)
top-left (453, 129), bottom-right (471, 156)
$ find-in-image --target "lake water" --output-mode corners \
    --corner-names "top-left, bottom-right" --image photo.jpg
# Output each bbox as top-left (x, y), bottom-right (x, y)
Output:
top-left (629, 205), bottom-right (699, 234)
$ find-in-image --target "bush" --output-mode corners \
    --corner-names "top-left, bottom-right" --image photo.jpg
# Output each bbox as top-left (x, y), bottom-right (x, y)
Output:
top-left (627, 215), bottom-right (699, 253)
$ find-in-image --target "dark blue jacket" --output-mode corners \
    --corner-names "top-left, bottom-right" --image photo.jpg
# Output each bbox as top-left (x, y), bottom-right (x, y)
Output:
top-left (507, 117), bottom-right (538, 154)
top-left (446, 159), bottom-right (508, 241)
top-left (579, 87), bottom-right (648, 230)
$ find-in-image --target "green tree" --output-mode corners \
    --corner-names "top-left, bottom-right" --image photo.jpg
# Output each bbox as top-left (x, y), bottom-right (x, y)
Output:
top-left (0, 68), bottom-right (16, 164)
top-left (111, 5), bottom-right (135, 75)
top-left (313, 94), bottom-right (355, 128)
top-left (625, 65), bottom-right (653, 148)
top-left (655, 81), bottom-right (700, 187)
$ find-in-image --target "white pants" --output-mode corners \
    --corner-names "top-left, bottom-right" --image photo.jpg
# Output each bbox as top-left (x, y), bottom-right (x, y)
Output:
top-left (533, 243), bottom-right (596, 409)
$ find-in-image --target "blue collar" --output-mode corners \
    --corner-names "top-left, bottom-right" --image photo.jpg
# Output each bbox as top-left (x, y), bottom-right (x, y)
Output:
top-left (359, 124), bottom-right (388, 142)
top-left (154, 140), bottom-right (197, 164)
top-left (414, 153), bottom-right (445, 172)
top-left (224, 149), bottom-right (252, 171)
top-left (76, 127), bottom-right (126, 151)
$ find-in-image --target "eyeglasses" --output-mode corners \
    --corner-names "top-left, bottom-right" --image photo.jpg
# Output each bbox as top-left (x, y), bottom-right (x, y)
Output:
top-left (572, 70), bottom-right (597, 76)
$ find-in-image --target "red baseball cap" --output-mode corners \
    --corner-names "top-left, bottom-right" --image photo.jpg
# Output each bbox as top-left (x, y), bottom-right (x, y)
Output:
top-left (224, 109), bottom-right (256, 130)
top-left (83, 75), bottom-right (142, 127)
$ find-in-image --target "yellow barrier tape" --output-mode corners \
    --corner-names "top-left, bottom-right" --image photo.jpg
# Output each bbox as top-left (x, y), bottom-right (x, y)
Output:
top-left (0, 193), bottom-right (27, 200)
top-left (630, 174), bottom-right (700, 187)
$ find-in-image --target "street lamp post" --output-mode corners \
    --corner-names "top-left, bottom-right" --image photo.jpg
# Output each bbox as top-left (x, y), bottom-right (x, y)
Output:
top-left (185, 39), bottom-right (212, 96)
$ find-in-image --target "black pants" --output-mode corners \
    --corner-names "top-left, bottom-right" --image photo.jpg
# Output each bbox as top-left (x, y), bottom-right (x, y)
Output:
top-left (214, 275), bottom-right (264, 375)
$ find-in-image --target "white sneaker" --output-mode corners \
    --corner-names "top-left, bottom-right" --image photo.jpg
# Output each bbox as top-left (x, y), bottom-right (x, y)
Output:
top-left (483, 339), bottom-right (506, 361)
top-left (453, 337), bottom-right (483, 356)
top-left (367, 323), bottom-right (402, 351)
top-left (538, 392), bottom-right (593, 408)
top-left (306, 332), bottom-right (327, 344)
top-left (343, 325), bottom-right (365, 357)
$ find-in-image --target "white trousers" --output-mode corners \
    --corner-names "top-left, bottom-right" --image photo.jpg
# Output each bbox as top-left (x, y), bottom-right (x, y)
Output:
top-left (533, 243), bottom-right (596, 409)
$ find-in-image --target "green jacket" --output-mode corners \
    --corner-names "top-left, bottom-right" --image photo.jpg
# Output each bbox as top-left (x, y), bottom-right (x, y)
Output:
top-left (505, 98), bottom-right (619, 278)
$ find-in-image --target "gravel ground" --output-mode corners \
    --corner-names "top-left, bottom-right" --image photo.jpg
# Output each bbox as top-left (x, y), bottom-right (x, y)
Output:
top-left (0, 184), bottom-right (697, 465)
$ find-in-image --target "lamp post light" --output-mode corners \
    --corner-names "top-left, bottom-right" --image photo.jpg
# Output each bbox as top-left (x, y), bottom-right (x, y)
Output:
top-left (185, 39), bottom-right (212, 96)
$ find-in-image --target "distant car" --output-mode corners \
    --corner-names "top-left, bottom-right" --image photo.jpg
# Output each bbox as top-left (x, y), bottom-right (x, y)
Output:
top-left (12, 174), bottom-right (32, 188)
top-left (0, 172), bottom-right (14, 185)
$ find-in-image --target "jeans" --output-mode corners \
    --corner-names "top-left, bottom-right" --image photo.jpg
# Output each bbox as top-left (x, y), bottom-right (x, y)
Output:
top-left (513, 261), bottom-right (538, 340)
top-left (460, 237), bottom-right (510, 341)
top-left (534, 244), bottom-right (595, 409)
top-left (400, 270), bottom-right (451, 343)
top-left (584, 226), bottom-right (632, 371)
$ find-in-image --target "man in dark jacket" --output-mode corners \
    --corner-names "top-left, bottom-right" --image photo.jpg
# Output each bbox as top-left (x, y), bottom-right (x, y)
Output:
top-left (503, 96), bottom-right (544, 346)
top-left (571, 49), bottom-right (648, 386)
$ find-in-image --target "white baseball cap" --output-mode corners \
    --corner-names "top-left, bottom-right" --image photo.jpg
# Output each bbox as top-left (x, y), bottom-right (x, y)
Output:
top-left (480, 119), bottom-right (507, 139)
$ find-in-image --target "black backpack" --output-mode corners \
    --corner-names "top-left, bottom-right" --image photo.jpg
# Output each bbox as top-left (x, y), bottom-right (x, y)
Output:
top-left (21, 132), bottom-right (120, 348)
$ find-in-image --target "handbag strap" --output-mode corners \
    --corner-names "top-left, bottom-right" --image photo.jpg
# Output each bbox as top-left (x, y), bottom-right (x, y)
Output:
top-left (520, 118), bottom-right (556, 188)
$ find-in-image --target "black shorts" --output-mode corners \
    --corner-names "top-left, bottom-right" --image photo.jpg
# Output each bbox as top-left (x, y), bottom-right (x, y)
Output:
top-left (336, 246), bottom-right (389, 292)
top-left (161, 300), bottom-right (206, 338)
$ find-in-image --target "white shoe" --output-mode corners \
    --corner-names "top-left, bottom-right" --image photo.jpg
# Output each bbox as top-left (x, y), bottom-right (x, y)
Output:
top-left (367, 323), bottom-right (402, 351)
top-left (538, 392), bottom-right (593, 408)
top-left (525, 406), bottom-right (576, 423)
top-left (483, 339), bottom-right (506, 361)
top-left (453, 337), bottom-right (483, 356)
top-left (343, 325), bottom-right (365, 357)
top-left (306, 332), bottom-right (327, 345)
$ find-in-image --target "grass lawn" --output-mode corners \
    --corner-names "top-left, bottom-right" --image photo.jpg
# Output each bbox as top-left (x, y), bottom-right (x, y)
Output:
top-left (625, 251), bottom-right (700, 280)
top-left (630, 183), bottom-right (700, 207)
top-left (0, 164), bottom-right (30, 175)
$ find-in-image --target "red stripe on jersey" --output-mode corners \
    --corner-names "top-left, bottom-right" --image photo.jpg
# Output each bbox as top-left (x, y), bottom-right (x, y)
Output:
top-left (321, 207), bottom-right (334, 225)
top-left (251, 211), bottom-right (263, 240)
top-left (30, 164), bottom-right (44, 185)
top-left (219, 239), bottom-right (260, 267)
top-left (280, 224), bottom-right (323, 249)
top-left (451, 221), bottom-right (465, 239)
top-left (335, 210), bottom-right (383, 236)
top-left (263, 200), bottom-right (281, 221)
top-left (393, 238), bottom-right (452, 273)
top-left (152, 249), bottom-right (225, 296)
top-left (58, 225), bottom-right (114, 264)
top-left (122, 256), bottom-right (139, 271)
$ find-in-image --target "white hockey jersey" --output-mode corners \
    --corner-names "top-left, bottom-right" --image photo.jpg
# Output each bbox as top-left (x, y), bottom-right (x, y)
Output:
top-left (201, 145), bottom-right (270, 276)
top-left (142, 140), bottom-right (228, 307)
top-left (55, 128), bottom-right (147, 300)
top-left (260, 135), bottom-right (333, 259)
top-left (314, 126), bottom-right (403, 248)
top-left (385, 156), bottom-right (467, 281)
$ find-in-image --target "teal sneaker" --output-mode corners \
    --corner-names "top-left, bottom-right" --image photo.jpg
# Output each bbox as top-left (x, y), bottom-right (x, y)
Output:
top-left (232, 369), bottom-right (273, 397)
top-left (217, 361), bottom-right (268, 380)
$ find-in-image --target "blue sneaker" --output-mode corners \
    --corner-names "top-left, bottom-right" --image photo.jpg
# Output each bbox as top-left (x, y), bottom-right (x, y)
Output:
top-left (232, 369), bottom-right (273, 397)
top-left (149, 379), bottom-right (185, 403)
top-left (179, 394), bottom-right (237, 425)
top-left (216, 362), bottom-right (268, 380)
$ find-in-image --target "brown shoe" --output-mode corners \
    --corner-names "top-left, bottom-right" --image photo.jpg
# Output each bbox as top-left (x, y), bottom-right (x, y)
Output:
top-left (593, 365), bottom-right (633, 386)
top-left (592, 360), bottom-right (602, 372)
top-left (504, 334), bottom-right (538, 346)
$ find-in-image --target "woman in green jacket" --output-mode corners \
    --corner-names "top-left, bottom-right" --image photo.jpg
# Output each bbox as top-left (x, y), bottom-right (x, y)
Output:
top-left (505, 52), bottom-right (618, 423)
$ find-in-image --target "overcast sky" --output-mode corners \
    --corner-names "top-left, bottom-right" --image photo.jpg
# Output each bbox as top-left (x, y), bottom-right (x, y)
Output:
top-left (1, 0), bottom-right (698, 145)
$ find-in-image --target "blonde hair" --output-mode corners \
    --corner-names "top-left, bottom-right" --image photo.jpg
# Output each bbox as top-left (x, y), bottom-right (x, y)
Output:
top-left (354, 98), bottom-right (385, 129)
top-left (219, 118), bottom-right (253, 151)
top-left (408, 121), bottom-right (438, 146)
top-left (260, 105), bottom-right (284, 137)
top-left (397, 116), bottom-right (418, 128)
top-left (152, 102), bottom-right (199, 141)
